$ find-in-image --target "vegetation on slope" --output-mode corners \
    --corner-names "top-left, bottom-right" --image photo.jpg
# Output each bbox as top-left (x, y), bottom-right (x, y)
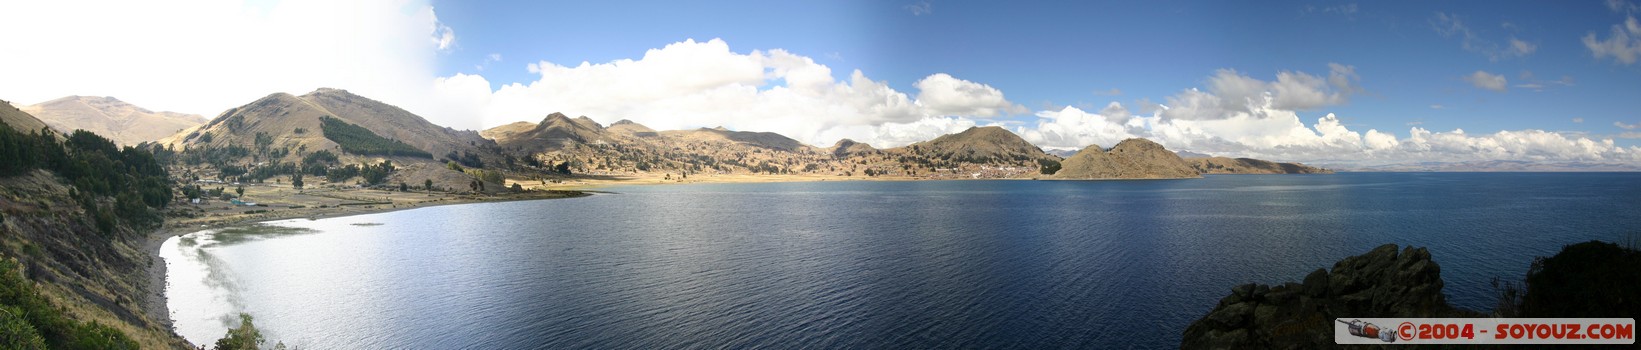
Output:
top-left (0, 124), bottom-right (172, 234)
top-left (0, 258), bottom-right (139, 349)
top-left (318, 116), bottom-right (432, 158)
top-left (0, 122), bottom-right (181, 347)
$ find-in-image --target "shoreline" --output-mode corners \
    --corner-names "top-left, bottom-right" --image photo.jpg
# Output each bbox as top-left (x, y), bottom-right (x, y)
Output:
top-left (138, 189), bottom-right (590, 346)
top-left (140, 171), bottom-right (1324, 344)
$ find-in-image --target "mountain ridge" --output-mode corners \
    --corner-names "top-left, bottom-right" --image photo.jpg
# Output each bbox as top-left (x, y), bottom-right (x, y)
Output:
top-left (22, 96), bottom-right (205, 146)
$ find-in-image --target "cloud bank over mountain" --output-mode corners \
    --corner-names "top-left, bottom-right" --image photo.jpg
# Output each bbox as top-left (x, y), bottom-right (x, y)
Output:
top-left (433, 39), bottom-right (1639, 166)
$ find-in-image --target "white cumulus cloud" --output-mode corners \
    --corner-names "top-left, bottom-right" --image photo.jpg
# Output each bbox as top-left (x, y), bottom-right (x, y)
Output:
top-left (440, 38), bottom-right (1026, 148)
top-left (914, 73), bottom-right (1028, 117)
top-left (1013, 67), bottom-right (1639, 166)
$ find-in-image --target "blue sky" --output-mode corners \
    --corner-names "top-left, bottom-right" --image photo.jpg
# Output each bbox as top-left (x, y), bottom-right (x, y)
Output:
top-left (3, 0), bottom-right (1638, 165)
top-left (431, 0), bottom-right (1640, 147)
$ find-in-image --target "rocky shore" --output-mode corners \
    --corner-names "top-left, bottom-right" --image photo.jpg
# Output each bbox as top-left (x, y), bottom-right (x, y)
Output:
top-left (1180, 244), bottom-right (1480, 349)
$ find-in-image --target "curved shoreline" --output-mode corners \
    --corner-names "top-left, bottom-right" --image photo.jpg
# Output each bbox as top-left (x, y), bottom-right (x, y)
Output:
top-left (139, 189), bottom-right (591, 347)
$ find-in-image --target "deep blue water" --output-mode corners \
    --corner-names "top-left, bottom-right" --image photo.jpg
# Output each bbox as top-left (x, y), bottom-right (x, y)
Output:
top-left (164, 173), bottom-right (1641, 349)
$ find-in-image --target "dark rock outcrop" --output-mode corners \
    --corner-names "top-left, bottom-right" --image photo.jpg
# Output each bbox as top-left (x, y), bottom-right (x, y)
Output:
top-left (1181, 244), bottom-right (1478, 349)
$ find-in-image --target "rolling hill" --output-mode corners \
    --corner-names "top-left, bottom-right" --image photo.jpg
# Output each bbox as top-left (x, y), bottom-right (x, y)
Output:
top-left (901, 126), bottom-right (1055, 164)
top-left (1051, 138), bottom-right (1202, 179)
top-left (22, 96), bottom-right (205, 146)
top-left (164, 88), bottom-right (508, 191)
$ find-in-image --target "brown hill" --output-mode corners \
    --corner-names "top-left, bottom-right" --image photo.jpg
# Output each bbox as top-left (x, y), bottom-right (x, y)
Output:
top-left (170, 88), bottom-right (494, 160)
top-left (486, 112), bottom-right (620, 153)
top-left (1052, 138), bottom-right (1201, 179)
top-left (165, 88), bottom-right (503, 191)
top-left (1189, 157), bottom-right (1333, 174)
top-left (661, 127), bottom-right (810, 153)
top-left (0, 100), bottom-right (53, 133)
top-left (828, 139), bottom-right (877, 158)
top-left (22, 96), bottom-right (205, 146)
top-left (607, 119), bottom-right (657, 138)
top-left (902, 126), bottom-right (1053, 164)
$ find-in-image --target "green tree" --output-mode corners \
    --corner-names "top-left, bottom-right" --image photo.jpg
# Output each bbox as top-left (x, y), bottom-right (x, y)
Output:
top-left (213, 314), bottom-right (264, 350)
top-left (1037, 159), bottom-right (1062, 175)
top-left (291, 173), bottom-right (304, 190)
top-left (317, 116), bottom-right (432, 158)
top-left (424, 179), bottom-right (434, 191)
top-left (235, 185), bottom-right (245, 198)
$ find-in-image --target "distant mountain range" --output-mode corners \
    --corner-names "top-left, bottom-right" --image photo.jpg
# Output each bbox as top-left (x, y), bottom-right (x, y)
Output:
top-left (482, 111), bottom-right (1320, 179)
top-left (5, 89), bottom-right (1335, 181)
top-left (22, 96), bottom-right (205, 146)
top-left (1345, 160), bottom-right (1641, 172)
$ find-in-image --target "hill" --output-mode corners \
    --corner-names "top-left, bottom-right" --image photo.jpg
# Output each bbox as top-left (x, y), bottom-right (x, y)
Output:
top-left (484, 115), bottom-right (1324, 181)
top-left (489, 115), bottom-right (835, 176)
top-left (1, 100), bottom-right (53, 133)
top-left (22, 96), bottom-right (205, 146)
top-left (1051, 138), bottom-right (1201, 179)
top-left (607, 119), bottom-right (658, 138)
top-left (485, 117), bottom-right (1060, 179)
top-left (1189, 157), bottom-right (1333, 174)
top-left (164, 88), bottom-right (508, 192)
top-left (901, 126), bottom-right (1054, 165)
top-left (485, 112), bottom-right (621, 153)
top-left (659, 127), bottom-right (810, 153)
top-left (1, 119), bottom-right (190, 347)
top-left (828, 139), bottom-right (878, 158)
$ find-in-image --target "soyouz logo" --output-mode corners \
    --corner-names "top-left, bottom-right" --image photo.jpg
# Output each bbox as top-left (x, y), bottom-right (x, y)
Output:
top-left (1334, 318), bottom-right (1634, 345)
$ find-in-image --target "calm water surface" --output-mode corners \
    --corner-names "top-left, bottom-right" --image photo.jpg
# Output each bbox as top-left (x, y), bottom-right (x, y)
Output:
top-left (163, 173), bottom-right (1641, 349)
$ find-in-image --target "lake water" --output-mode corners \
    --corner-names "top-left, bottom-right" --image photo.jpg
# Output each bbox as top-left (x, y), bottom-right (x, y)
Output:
top-left (163, 173), bottom-right (1641, 349)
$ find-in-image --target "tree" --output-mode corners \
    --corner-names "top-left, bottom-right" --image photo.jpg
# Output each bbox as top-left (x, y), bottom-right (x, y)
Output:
top-left (399, 182), bottom-right (409, 192)
top-left (1037, 159), bottom-right (1062, 175)
top-left (235, 185), bottom-right (245, 198)
top-left (424, 179), bottom-right (434, 191)
top-left (213, 313), bottom-right (265, 350)
top-left (291, 173), bottom-right (304, 190)
top-left (554, 161), bottom-right (572, 175)
top-left (510, 183), bottom-right (523, 192)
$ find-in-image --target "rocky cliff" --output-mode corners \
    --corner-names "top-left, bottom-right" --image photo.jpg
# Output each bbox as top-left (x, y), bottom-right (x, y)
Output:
top-left (1180, 244), bottom-right (1476, 349)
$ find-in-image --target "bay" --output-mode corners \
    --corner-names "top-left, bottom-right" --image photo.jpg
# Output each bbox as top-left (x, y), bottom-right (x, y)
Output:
top-left (164, 172), bottom-right (1641, 348)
